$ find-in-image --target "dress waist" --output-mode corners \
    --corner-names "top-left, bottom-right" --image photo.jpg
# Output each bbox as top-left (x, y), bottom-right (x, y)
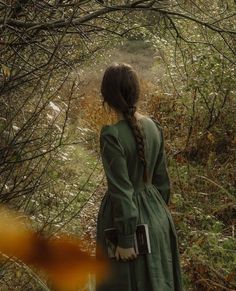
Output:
top-left (133, 183), bottom-right (156, 193)
top-left (104, 183), bottom-right (156, 196)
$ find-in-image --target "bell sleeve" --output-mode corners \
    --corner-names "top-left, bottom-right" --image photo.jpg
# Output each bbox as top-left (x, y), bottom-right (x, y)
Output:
top-left (151, 120), bottom-right (171, 206)
top-left (100, 125), bottom-right (138, 249)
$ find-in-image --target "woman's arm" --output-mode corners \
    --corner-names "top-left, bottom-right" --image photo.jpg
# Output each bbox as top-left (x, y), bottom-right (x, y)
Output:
top-left (100, 126), bottom-right (138, 249)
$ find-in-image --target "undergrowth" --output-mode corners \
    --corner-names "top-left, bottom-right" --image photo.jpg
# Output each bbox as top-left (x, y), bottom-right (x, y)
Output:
top-left (74, 40), bottom-right (236, 290)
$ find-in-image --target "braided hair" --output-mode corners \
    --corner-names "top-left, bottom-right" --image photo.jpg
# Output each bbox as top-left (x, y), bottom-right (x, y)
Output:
top-left (101, 62), bottom-right (149, 183)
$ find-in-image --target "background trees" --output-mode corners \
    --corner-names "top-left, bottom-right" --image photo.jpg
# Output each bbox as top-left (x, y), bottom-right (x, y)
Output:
top-left (0, 1), bottom-right (235, 289)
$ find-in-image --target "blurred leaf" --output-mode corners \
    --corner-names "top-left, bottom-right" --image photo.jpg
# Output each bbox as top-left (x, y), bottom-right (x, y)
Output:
top-left (0, 206), bottom-right (109, 290)
top-left (0, 206), bottom-right (34, 259)
top-left (27, 234), bottom-right (109, 290)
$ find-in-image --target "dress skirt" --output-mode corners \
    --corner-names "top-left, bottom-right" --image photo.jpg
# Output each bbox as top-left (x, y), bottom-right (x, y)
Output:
top-left (95, 184), bottom-right (183, 291)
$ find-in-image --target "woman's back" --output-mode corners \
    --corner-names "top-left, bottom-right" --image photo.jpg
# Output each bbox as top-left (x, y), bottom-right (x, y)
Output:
top-left (100, 116), bottom-right (170, 204)
top-left (111, 116), bottom-right (162, 188)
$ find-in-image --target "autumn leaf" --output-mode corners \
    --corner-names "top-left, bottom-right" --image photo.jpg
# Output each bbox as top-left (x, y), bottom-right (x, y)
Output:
top-left (0, 206), bottom-right (109, 290)
top-left (1, 64), bottom-right (11, 79)
top-left (26, 234), bottom-right (109, 290)
top-left (207, 132), bottom-right (215, 143)
top-left (0, 206), bottom-right (34, 259)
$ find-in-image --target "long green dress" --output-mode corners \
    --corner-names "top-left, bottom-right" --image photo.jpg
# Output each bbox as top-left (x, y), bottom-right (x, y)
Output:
top-left (95, 116), bottom-right (183, 291)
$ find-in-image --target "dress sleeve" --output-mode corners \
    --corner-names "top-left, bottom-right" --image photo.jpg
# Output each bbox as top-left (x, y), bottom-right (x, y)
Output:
top-left (151, 119), bottom-right (171, 206)
top-left (100, 125), bottom-right (138, 248)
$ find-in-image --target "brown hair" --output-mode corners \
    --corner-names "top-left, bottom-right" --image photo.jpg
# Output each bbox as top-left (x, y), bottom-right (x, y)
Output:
top-left (101, 62), bottom-right (148, 183)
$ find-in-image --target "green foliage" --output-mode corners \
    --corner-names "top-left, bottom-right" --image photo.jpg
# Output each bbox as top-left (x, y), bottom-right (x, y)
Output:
top-left (1, 0), bottom-right (235, 289)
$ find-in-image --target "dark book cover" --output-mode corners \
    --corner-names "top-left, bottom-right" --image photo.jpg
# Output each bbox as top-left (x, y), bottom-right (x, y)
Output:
top-left (104, 224), bottom-right (151, 259)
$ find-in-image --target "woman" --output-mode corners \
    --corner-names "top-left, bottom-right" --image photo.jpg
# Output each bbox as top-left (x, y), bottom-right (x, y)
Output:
top-left (95, 62), bottom-right (183, 291)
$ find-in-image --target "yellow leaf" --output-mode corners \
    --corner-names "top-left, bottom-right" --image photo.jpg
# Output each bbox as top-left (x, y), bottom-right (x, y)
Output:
top-left (27, 234), bottom-right (109, 290)
top-left (207, 132), bottom-right (215, 143)
top-left (0, 205), bottom-right (109, 290)
top-left (0, 206), bottom-right (34, 259)
top-left (1, 64), bottom-right (11, 78)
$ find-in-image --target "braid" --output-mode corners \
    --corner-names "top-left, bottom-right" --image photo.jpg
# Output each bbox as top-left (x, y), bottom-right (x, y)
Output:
top-left (123, 106), bottom-right (148, 183)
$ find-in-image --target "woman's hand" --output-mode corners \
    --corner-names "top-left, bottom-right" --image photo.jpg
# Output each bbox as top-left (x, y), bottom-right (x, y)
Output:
top-left (115, 246), bottom-right (137, 261)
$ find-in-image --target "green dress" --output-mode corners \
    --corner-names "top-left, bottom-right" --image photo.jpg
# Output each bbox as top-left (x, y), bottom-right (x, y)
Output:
top-left (95, 116), bottom-right (183, 291)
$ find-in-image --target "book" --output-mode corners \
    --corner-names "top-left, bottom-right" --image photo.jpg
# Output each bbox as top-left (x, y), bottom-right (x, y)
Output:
top-left (104, 224), bottom-right (151, 259)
